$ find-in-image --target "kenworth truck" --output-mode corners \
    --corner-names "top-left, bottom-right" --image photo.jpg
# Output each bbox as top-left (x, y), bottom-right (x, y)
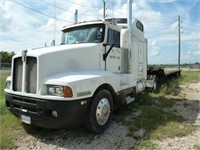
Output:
top-left (5, 0), bottom-right (158, 133)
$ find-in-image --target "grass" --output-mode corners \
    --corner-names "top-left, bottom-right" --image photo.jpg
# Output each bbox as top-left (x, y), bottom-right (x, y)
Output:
top-left (0, 70), bottom-right (199, 149)
top-left (157, 78), bottom-right (180, 96)
top-left (0, 77), bottom-right (25, 149)
top-left (151, 122), bottom-right (196, 140)
top-left (114, 71), bottom-right (199, 149)
top-left (180, 71), bottom-right (200, 84)
top-left (0, 76), bottom-right (53, 149)
top-left (137, 139), bottom-right (158, 150)
top-left (194, 144), bottom-right (200, 150)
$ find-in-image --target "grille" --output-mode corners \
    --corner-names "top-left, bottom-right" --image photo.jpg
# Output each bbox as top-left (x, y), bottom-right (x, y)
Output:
top-left (13, 57), bottom-right (37, 94)
top-left (26, 57), bottom-right (37, 93)
top-left (13, 57), bottom-right (23, 92)
top-left (12, 96), bottom-right (38, 114)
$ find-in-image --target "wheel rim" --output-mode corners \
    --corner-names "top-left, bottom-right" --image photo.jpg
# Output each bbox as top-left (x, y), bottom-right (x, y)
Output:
top-left (96, 98), bottom-right (111, 125)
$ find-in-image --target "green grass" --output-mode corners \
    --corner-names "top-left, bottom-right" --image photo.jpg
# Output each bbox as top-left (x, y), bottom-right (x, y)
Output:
top-left (137, 139), bottom-right (158, 150)
top-left (194, 144), bottom-right (200, 150)
top-left (157, 78), bottom-right (180, 96)
top-left (151, 122), bottom-right (196, 140)
top-left (180, 71), bottom-right (200, 83)
top-left (0, 77), bottom-right (25, 149)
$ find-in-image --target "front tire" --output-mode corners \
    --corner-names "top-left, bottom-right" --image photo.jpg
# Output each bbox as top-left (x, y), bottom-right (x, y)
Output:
top-left (86, 89), bottom-right (113, 134)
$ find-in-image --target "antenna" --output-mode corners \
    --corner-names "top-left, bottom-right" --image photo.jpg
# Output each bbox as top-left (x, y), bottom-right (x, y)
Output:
top-left (53, 0), bottom-right (56, 45)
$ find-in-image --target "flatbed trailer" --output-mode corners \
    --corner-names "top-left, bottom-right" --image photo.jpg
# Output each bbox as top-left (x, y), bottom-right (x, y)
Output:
top-left (147, 67), bottom-right (181, 81)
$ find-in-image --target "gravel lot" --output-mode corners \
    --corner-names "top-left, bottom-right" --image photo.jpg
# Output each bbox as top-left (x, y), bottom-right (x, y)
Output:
top-left (14, 122), bottom-right (136, 149)
top-left (12, 82), bottom-right (200, 150)
top-left (156, 82), bottom-right (200, 150)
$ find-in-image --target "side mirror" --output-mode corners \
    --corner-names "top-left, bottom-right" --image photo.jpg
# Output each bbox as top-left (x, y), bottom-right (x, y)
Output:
top-left (120, 29), bottom-right (129, 49)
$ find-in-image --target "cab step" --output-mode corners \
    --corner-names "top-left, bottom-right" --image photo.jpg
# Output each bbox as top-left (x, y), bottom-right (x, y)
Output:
top-left (126, 95), bottom-right (135, 104)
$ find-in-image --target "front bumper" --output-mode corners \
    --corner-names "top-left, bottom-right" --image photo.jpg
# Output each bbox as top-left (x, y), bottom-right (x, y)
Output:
top-left (5, 93), bottom-right (90, 129)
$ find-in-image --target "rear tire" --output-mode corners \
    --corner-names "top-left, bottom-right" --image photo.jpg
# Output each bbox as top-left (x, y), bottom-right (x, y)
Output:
top-left (86, 89), bottom-right (113, 134)
top-left (152, 77), bottom-right (157, 91)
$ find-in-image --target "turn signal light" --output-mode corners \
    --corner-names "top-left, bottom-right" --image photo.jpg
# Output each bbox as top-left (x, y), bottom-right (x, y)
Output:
top-left (64, 86), bottom-right (73, 97)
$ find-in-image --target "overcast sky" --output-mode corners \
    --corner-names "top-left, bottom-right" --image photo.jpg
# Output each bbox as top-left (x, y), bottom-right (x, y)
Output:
top-left (0, 0), bottom-right (199, 64)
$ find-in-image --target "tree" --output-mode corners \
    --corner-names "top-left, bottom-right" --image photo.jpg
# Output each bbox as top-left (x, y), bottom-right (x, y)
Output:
top-left (0, 51), bottom-right (16, 63)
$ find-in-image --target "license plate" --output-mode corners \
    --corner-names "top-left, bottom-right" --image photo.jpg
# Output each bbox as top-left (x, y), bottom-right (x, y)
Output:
top-left (21, 115), bottom-right (31, 124)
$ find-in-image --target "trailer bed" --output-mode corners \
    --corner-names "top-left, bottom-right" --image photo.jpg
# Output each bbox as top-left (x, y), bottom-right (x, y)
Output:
top-left (147, 67), bottom-right (181, 80)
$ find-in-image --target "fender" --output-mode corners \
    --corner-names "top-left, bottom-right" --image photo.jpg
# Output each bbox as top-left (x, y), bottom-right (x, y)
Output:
top-left (43, 71), bottom-right (120, 100)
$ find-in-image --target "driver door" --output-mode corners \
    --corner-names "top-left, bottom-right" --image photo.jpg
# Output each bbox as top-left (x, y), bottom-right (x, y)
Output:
top-left (106, 28), bottom-right (122, 73)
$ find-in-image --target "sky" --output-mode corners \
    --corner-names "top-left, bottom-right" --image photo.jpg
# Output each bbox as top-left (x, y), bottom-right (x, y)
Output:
top-left (0, 0), bottom-right (199, 64)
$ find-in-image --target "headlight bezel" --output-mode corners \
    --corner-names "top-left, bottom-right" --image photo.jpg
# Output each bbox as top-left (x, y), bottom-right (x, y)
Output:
top-left (47, 85), bottom-right (73, 97)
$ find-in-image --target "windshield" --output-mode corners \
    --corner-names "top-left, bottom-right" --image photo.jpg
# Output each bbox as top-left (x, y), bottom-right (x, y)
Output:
top-left (62, 24), bottom-right (105, 44)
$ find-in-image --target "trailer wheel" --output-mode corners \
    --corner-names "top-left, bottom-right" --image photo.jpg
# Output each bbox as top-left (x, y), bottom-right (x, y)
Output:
top-left (86, 89), bottom-right (113, 134)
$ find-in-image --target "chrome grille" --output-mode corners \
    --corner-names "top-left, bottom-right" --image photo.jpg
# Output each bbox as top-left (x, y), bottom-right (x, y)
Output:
top-left (26, 57), bottom-right (37, 93)
top-left (13, 56), bottom-right (37, 93)
top-left (13, 57), bottom-right (23, 92)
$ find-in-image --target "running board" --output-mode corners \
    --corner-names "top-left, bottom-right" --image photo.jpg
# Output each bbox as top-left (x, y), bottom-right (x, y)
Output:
top-left (126, 95), bottom-right (135, 104)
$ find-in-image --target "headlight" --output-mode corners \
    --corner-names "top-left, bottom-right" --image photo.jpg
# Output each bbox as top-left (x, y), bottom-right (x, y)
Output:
top-left (5, 81), bottom-right (11, 89)
top-left (47, 85), bottom-right (73, 97)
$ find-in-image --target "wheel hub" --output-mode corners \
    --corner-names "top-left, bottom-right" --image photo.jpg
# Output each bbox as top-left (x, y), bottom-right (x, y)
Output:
top-left (96, 98), bottom-right (111, 125)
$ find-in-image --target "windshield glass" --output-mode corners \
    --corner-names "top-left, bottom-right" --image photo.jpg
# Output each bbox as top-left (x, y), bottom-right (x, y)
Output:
top-left (62, 24), bottom-right (105, 44)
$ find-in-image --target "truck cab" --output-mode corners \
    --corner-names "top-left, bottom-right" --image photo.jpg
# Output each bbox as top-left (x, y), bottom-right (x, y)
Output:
top-left (5, 16), bottom-right (156, 133)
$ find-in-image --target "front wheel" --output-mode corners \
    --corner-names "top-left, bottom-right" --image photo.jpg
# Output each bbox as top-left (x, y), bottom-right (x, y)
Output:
top-left (86, 89), bottom-right (113, 134)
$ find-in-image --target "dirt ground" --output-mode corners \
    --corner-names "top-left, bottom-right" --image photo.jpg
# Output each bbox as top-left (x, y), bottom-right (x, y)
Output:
top-left (11, 82), bottom-right (200, 150)
top-left (155, 82), bottom-right (200, 150)
top-left (0, 70), bottom-right (10, 77)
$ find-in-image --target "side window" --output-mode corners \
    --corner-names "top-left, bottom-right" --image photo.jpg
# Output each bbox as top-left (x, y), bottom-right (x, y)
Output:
top-left (107, 29), bottom-right (120, 48)
top-left (136, 21), bottom-right (143, 32)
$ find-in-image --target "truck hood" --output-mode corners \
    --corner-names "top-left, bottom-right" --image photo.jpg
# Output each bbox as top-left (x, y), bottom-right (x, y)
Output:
top-left (12, 43), bottom-right (103, 96)
top-left (18, 43), bottom-right (100, 57)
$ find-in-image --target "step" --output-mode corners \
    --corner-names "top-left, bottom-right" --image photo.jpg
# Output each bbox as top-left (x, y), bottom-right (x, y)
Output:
top-left (126, 95), bottom-right (135, 104)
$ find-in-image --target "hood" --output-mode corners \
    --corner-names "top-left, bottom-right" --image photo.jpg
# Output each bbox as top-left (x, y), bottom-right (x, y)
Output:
top-left (23, 43), bottom-right (100, 57)
top-left (31, 43), bottom-right (102, 91)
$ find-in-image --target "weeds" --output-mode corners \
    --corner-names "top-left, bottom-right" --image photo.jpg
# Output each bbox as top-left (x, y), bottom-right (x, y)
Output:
top-left (151, 122), bottom-right (196, 140)
top-left (114, 71), bottom-right (199, 149)
top-left (136, 139), bottom-right (158, 150)
top-left (0, 77), bottom-right (25, 149)
top-left (156, 78), bottom-right (180, 96)
top-left (194, 144), bottom-right (200, 150)
top-left (180, 71), bottom-right (200, 83)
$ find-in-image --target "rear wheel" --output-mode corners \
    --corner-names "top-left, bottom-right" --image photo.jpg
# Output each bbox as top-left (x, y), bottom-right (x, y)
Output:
top-left (152, 77), bottom-right (157, 91)
top-left (86, 89), bottom-right (113, 134)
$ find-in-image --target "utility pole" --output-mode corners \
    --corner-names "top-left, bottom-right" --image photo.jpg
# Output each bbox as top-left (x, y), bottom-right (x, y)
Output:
top-left (178, 15), bottom-right (181, 70)
top-left (103, 0), bottom-right (106, 18)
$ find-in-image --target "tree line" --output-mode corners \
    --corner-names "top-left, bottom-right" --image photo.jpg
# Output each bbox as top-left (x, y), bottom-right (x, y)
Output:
top-left (0, 51), bottom-right (15, 63)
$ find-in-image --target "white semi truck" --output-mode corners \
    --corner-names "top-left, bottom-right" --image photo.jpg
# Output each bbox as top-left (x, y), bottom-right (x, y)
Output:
top-left (5, 0), bottom-right (158, 133)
